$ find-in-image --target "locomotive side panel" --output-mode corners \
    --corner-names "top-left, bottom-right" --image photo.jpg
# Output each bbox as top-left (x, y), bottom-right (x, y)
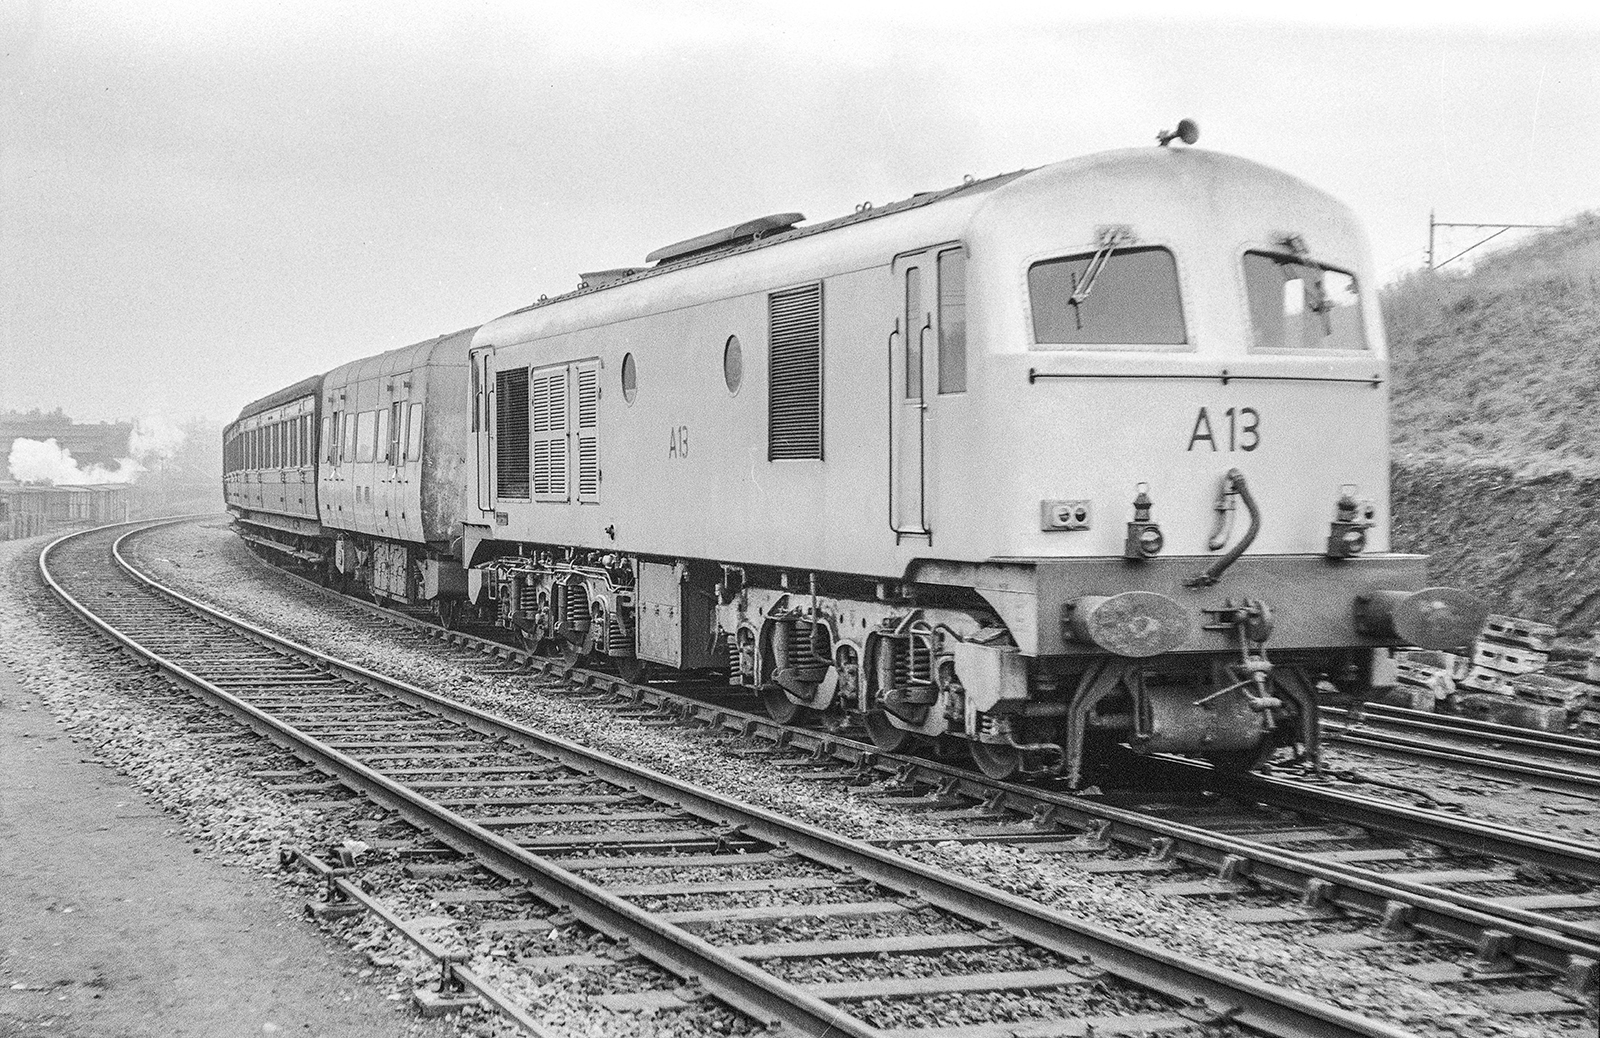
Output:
top-left (473, 266), bottom-right (896, 575)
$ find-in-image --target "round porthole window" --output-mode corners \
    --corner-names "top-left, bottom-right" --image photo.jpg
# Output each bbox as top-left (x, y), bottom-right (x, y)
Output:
top-left (621, 352), bottom-right (638, 403)
top-left (723, 335), bottom-right (743, 394)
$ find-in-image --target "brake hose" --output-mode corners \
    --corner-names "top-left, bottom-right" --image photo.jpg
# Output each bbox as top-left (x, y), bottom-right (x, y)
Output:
top-left (1186, 468), bottom-right (1259, 588)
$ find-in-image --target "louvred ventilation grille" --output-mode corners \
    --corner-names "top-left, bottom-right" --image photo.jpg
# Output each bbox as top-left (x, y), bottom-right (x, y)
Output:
top-left (495, 368), bottom-right (530, 498)
top-left (768, 283), bottom-right (824, 460)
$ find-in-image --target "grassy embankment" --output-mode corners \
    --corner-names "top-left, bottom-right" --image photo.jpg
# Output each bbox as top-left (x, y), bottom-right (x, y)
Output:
top-left (1387, 212), bottom-right (1600, 635)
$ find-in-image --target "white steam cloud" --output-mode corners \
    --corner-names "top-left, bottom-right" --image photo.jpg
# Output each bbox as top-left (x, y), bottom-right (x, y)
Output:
top-left (7, 438), bottom-right (142, 484)
top-left (6, 417), bottom-right (188, 486)
top-left (128, 415), bottom-right (185, 463)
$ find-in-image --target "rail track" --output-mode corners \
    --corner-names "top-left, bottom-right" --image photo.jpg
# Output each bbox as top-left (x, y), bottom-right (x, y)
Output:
top-left (35, 517), bottom-right (1446, 1038)
top-left (1319, 703), bottom-right (1600, 798)
top-left (160, 517), bottom-right (1600, 1025)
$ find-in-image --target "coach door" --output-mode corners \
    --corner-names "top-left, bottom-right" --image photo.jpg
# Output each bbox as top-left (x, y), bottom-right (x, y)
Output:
top-left (474, 350), bottom-right (493, 513)
top-left (890, 253), bottom-right (935, 542)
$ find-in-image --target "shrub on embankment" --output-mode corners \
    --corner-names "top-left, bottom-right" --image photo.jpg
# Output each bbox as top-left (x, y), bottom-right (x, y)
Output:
top-left (1385, 211), bottom-right (1600, 636)
top-left (1387, 211), bottom-right (1600, 471)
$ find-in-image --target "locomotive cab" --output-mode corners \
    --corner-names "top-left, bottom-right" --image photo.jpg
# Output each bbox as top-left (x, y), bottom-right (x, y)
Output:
top-left (885, 144), bottom-right (1485, 781)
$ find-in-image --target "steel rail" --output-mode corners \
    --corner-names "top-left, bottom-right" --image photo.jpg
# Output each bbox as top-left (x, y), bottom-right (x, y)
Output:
top-left (42, 518), bottom-right (1423, 1038)
top-left (226, 532), bottom-right (1600, 989)
top-left (1327, 702), bottom-right (1600, 755)
top-left (41, 523), bottom-right (876, 1038)
top-left (1320, 720), bottom-right (1600, 798)
top-left (283, 846), bottom-right (557, 1036)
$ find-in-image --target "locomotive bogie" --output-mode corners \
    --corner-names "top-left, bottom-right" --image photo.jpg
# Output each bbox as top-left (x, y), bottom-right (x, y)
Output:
top-left (718, 582), bottom-right (1009, 737)
top-left (476, 550), bottom-right (639, 664)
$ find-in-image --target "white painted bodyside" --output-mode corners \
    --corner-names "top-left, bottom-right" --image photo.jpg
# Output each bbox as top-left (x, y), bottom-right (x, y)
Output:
top-left (466, 147), bottom-right (1389, 579)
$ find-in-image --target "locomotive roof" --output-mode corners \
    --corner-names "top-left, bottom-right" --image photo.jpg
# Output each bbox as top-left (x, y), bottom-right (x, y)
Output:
top-left (497, 167), bottom-right (1034, 320)
top-left (231, 372), bottom-right (323, 425)
top-left (484, 145), bottom-right (1351, 336)
top-left (474, 145), bottom-right (1367, 357)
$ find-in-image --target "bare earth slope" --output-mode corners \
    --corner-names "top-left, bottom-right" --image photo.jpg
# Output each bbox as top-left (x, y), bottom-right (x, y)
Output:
top-left (1387, 213), bottom-right (1600, 636)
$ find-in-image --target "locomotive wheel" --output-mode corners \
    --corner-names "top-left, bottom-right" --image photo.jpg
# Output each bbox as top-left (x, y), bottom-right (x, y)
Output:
top-left (616, 657), bottom-right (648, 685)
top-left (761, 684), bottom-right (813, 725)
top-left (863, 709), bottom-right (913, 753)
top-left (969, 741), bottom-right (1024, 781)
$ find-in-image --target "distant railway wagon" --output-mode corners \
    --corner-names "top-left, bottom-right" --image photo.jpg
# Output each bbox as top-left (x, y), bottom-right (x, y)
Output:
top-left (227, 128), bottom-right (1486, 784)
top-left (1, 481), bottom-right (131, 539)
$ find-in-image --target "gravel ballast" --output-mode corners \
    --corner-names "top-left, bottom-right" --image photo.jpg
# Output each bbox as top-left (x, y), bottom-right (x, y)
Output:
top-left (113, 517), bottom-right (1597, 1038)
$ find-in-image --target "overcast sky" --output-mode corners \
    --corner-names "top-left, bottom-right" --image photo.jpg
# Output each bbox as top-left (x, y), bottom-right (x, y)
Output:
top-left (2, 1), bottom-right (1596, 425)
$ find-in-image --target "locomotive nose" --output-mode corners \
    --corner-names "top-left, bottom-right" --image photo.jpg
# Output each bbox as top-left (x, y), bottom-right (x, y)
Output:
top-left (1354, 587), bottom-right (1489, 652)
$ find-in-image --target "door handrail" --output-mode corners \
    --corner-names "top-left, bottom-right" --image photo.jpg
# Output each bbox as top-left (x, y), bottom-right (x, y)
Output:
top-left (888, 318), bottom-right (932, 545)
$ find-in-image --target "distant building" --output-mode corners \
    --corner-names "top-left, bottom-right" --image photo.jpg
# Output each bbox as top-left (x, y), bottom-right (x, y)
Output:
top-left (0, 408), bottom-right (133, 467)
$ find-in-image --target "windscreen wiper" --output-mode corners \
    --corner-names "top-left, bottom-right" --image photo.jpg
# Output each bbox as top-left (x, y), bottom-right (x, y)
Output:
top-left (1067, 226), bottom-right (1131, 327)
top-left (1281, 234), bottom-right (1333, 334)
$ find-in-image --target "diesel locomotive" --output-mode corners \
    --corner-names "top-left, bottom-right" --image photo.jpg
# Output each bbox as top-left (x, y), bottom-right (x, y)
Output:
top-left (224, 125), bottom-right (1485, 784)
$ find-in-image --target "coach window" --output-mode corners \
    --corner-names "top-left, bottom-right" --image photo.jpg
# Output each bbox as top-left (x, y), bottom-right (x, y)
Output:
top-left (937, 248), bottom-right (967, 393)
top-left (407, 404), bottom-right (424, 461)
top-left (621, 352), bottom-right (638, 403)
top-left (1243, 251), bottom-right (1367, 352)
top-left (1029, 246), bottom-right (1186, 347)
top-left (343, 413), bottom-right (358, 463)
top-left (324, 415), bottom-right (337, 466)
top-left (357, 411), bottom-right (378, 463)
top-left (383, 402), bottom-right (398, 464)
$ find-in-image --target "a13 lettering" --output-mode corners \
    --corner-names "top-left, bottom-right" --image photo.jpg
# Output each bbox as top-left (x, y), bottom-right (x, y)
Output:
top-left (668, 425), bottom-right (689, 459)
top-left (1187, 407), bottom-right (1259, 452)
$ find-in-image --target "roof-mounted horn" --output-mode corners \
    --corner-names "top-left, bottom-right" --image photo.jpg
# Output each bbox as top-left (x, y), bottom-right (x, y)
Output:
top-left (1157, 118), bottom-right (1200, 148)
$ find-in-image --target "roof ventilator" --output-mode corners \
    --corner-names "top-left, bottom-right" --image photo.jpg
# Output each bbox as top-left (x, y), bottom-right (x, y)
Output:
top-left (646, 213), bottom-right (805, 266)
